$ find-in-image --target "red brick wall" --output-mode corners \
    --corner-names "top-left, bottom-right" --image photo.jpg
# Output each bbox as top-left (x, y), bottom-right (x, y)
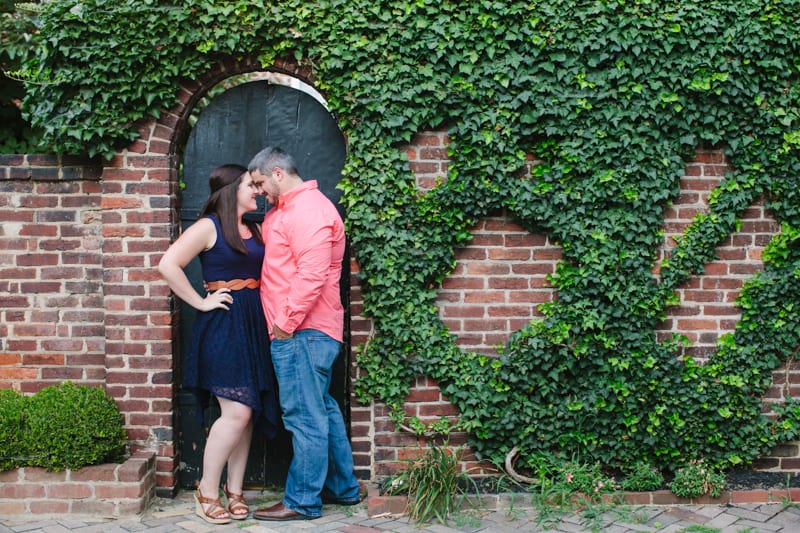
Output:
top-left (1, 59), bottom-right (798, 498)
top-left (656, 148), bottom-right (780, 358)
top-left (353, 132), bottom-right (799, 476)
top-left (0, 154), bottom-right (105, 391)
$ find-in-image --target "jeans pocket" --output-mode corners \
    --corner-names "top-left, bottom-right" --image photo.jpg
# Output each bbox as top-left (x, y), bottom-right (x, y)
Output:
top-left (270, 337), bottom-right (293, 361)
top-left (307, 335), bottom-right (341, 373)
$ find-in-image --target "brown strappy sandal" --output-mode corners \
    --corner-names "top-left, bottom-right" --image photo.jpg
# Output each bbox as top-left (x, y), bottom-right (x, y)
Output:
top-left (223, 483), bottom-right (249, 520)
top-left (194, 487), bottom-right (231, 524)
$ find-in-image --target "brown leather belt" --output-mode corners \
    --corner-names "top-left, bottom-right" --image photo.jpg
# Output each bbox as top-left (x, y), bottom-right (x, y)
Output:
top-left (206, 278), bottom-right (260, 291)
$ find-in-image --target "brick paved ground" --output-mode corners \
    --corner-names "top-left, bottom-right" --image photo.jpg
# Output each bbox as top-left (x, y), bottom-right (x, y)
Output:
top-left (2, 488), bottom-right (800, 532)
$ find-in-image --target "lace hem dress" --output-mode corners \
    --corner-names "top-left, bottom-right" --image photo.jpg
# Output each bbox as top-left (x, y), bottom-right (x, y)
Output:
top-left (181, 214), bottom-right (280, 438)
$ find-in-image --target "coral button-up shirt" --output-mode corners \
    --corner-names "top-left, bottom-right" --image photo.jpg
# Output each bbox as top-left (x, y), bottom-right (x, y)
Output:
top-left (260, 180), bottom-right (345, 342)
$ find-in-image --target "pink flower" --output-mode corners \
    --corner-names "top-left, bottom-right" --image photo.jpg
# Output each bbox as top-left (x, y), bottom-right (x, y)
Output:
top-left (566, 473), bottom-right (574, 483)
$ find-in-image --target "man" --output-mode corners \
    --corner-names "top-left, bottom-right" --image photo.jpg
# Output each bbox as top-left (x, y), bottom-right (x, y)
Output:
top-left (248, 147), bottom-right (362, 521)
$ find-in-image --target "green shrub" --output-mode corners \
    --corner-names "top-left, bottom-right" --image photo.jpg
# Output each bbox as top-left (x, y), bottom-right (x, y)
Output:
top-left (668, 460), bottom-right (726, 499)
top-left (24, 382), bottom-right (128, 471)
top-left (0, 388), bottom-right (26, 470)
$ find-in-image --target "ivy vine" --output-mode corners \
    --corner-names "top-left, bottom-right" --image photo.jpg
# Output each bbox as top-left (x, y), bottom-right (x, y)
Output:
top-left (6, 0), bottom-right (800, 473)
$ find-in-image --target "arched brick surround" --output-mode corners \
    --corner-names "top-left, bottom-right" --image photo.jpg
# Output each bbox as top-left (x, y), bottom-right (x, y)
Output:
top-left (102, 56), bottom-right (323, 495)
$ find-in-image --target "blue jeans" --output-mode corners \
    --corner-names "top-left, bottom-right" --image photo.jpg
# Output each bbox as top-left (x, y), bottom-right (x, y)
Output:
top-left (271, 329), bottom-right (361, 517)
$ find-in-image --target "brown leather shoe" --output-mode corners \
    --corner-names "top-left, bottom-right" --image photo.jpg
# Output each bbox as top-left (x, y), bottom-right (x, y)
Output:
top-left (252, 502), bottom-right (316, 521)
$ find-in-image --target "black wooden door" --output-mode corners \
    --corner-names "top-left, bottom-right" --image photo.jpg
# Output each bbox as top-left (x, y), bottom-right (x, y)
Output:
top-left (176, 80), bottom-right (348, 489)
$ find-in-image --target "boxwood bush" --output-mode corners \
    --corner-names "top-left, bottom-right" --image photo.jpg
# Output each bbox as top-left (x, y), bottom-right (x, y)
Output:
top-left (0, 382), bottom-right (127, 471)
top-left (0, 388), bottom-right (26, 471)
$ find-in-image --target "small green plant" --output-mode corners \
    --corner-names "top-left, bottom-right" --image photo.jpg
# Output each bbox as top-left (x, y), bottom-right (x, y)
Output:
top-left (450, 510), bottom-right (483, 528)
top-left (668, 460), bottom-right (726, 499)
top-left (778, 473), bottom-right (800, 510)
top-left (503, 491), bottom-right (530, 521)
top-left (520, 455), bottom-right (620, 530)
top-left (525, 455), bottom-right (618, 506)
top-left (558, 460), bottom-right (618, 501)
top-left (387, 441), bottom-right (477, 524)
top-left (620, 461), bottom-right (664, 492)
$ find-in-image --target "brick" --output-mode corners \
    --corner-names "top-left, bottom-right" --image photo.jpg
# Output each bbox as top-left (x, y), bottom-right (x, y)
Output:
top-left (651, 490), bottom-right (686, 505)
top-left (68, 463), bottom-right (118, 483)
top-left (367, 494), bottom-right (408, 517)
top-left (0, 154), bottom-right (25, 165)
top-left (94, 483), bottom-right (146, 499)
top-left (0, 501), bottom-right (28, 514)
top-left (410, 131), bottom-right (446, 146)
top-left (100, 196), bottom-right (144, 210)
top-left (441, 306), bottom-right (485, 318)
top-left (102, 225), bottom-right (146, 238)
top-left (731, 490), bottom-right (769, 503)
top-left (16, 253), bottom-right (59, 266)
top-left (102, 169), bottom-right (146, 181)
top-left (0, 368), bottom-right (38, 380)
top-left (0, 353), bottom-right (22, 365)
top-left (487, 277), bottom-right (529, 290)
top-left (127, 182), bottom-right (169, 195)
top-left (0, 482), bottom-right (46, 498)
top-left (13, 323), bottom-right (57, 336)
top-left (70, 499), bottom-right (118, 515)
top-left (22, 353), bottom-right (65, 365)
top-left (0, 296), bottom-right (31, 307)
top-left (45, 483), bottom-right (93, 499)
top-left (406, 388), bottom-right (442, 402)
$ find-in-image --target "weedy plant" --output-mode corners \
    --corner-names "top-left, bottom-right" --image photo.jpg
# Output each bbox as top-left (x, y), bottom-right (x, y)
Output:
top-left (521, 454), bottom-right (622, 531)
top-left (523, 454), bottom-right (619, 507)
top-left (387, 441), bottom-right (478, 525)
top-left (668, 459), bottom-right (726, 498)
top-left (779, 474), bottom-right (800, 510)
top-left (620, 461), bottom-right (664, 492)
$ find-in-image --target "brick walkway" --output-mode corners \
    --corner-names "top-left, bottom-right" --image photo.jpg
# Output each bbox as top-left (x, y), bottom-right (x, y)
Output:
top-left (2, 488), bottom-right (800, 532)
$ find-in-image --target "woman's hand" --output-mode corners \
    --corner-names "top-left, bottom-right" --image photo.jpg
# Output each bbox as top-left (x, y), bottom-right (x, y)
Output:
top-left (200, 288), bottom-right (234, 311)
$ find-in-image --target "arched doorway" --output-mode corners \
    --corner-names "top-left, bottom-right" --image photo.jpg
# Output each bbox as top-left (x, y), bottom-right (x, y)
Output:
top-left (175, 75), bottom-right (349, 489)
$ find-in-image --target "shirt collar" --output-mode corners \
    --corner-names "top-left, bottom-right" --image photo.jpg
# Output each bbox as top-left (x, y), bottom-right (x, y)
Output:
top-left (277, 180), bottom-right (318, 209)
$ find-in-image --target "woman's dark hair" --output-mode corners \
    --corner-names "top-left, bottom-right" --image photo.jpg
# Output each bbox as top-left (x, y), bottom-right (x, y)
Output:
top-left (198, 164), bottom-right (263, 254)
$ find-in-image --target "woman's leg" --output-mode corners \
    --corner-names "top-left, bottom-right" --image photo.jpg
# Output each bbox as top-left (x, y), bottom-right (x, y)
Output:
top-left (226, 414), bottom-right (253, 492)
top-left (197, 397), bottom-right (252, 511)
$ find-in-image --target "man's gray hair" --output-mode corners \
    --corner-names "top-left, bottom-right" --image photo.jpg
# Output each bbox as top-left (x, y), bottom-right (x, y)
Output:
top-left (248, 146), bottom-right (300, 176)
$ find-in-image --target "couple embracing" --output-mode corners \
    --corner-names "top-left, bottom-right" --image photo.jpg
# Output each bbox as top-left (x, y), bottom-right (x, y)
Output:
top-left (158, 146), bottom-right (362, 524)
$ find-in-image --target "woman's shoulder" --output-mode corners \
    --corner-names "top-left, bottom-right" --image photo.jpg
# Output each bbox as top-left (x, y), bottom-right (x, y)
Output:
top-left (184, 216), bottom-right (218, 251)
top-left (194, 215), bottom-right (218, 231)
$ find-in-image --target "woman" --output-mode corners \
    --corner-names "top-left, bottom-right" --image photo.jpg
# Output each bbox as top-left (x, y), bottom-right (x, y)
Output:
top-left (158, 164), bottom-right (279, 524)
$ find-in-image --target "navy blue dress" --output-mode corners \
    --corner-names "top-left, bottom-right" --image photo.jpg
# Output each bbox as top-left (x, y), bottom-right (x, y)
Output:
top-left (182, 215), bottom-right (280, 438)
